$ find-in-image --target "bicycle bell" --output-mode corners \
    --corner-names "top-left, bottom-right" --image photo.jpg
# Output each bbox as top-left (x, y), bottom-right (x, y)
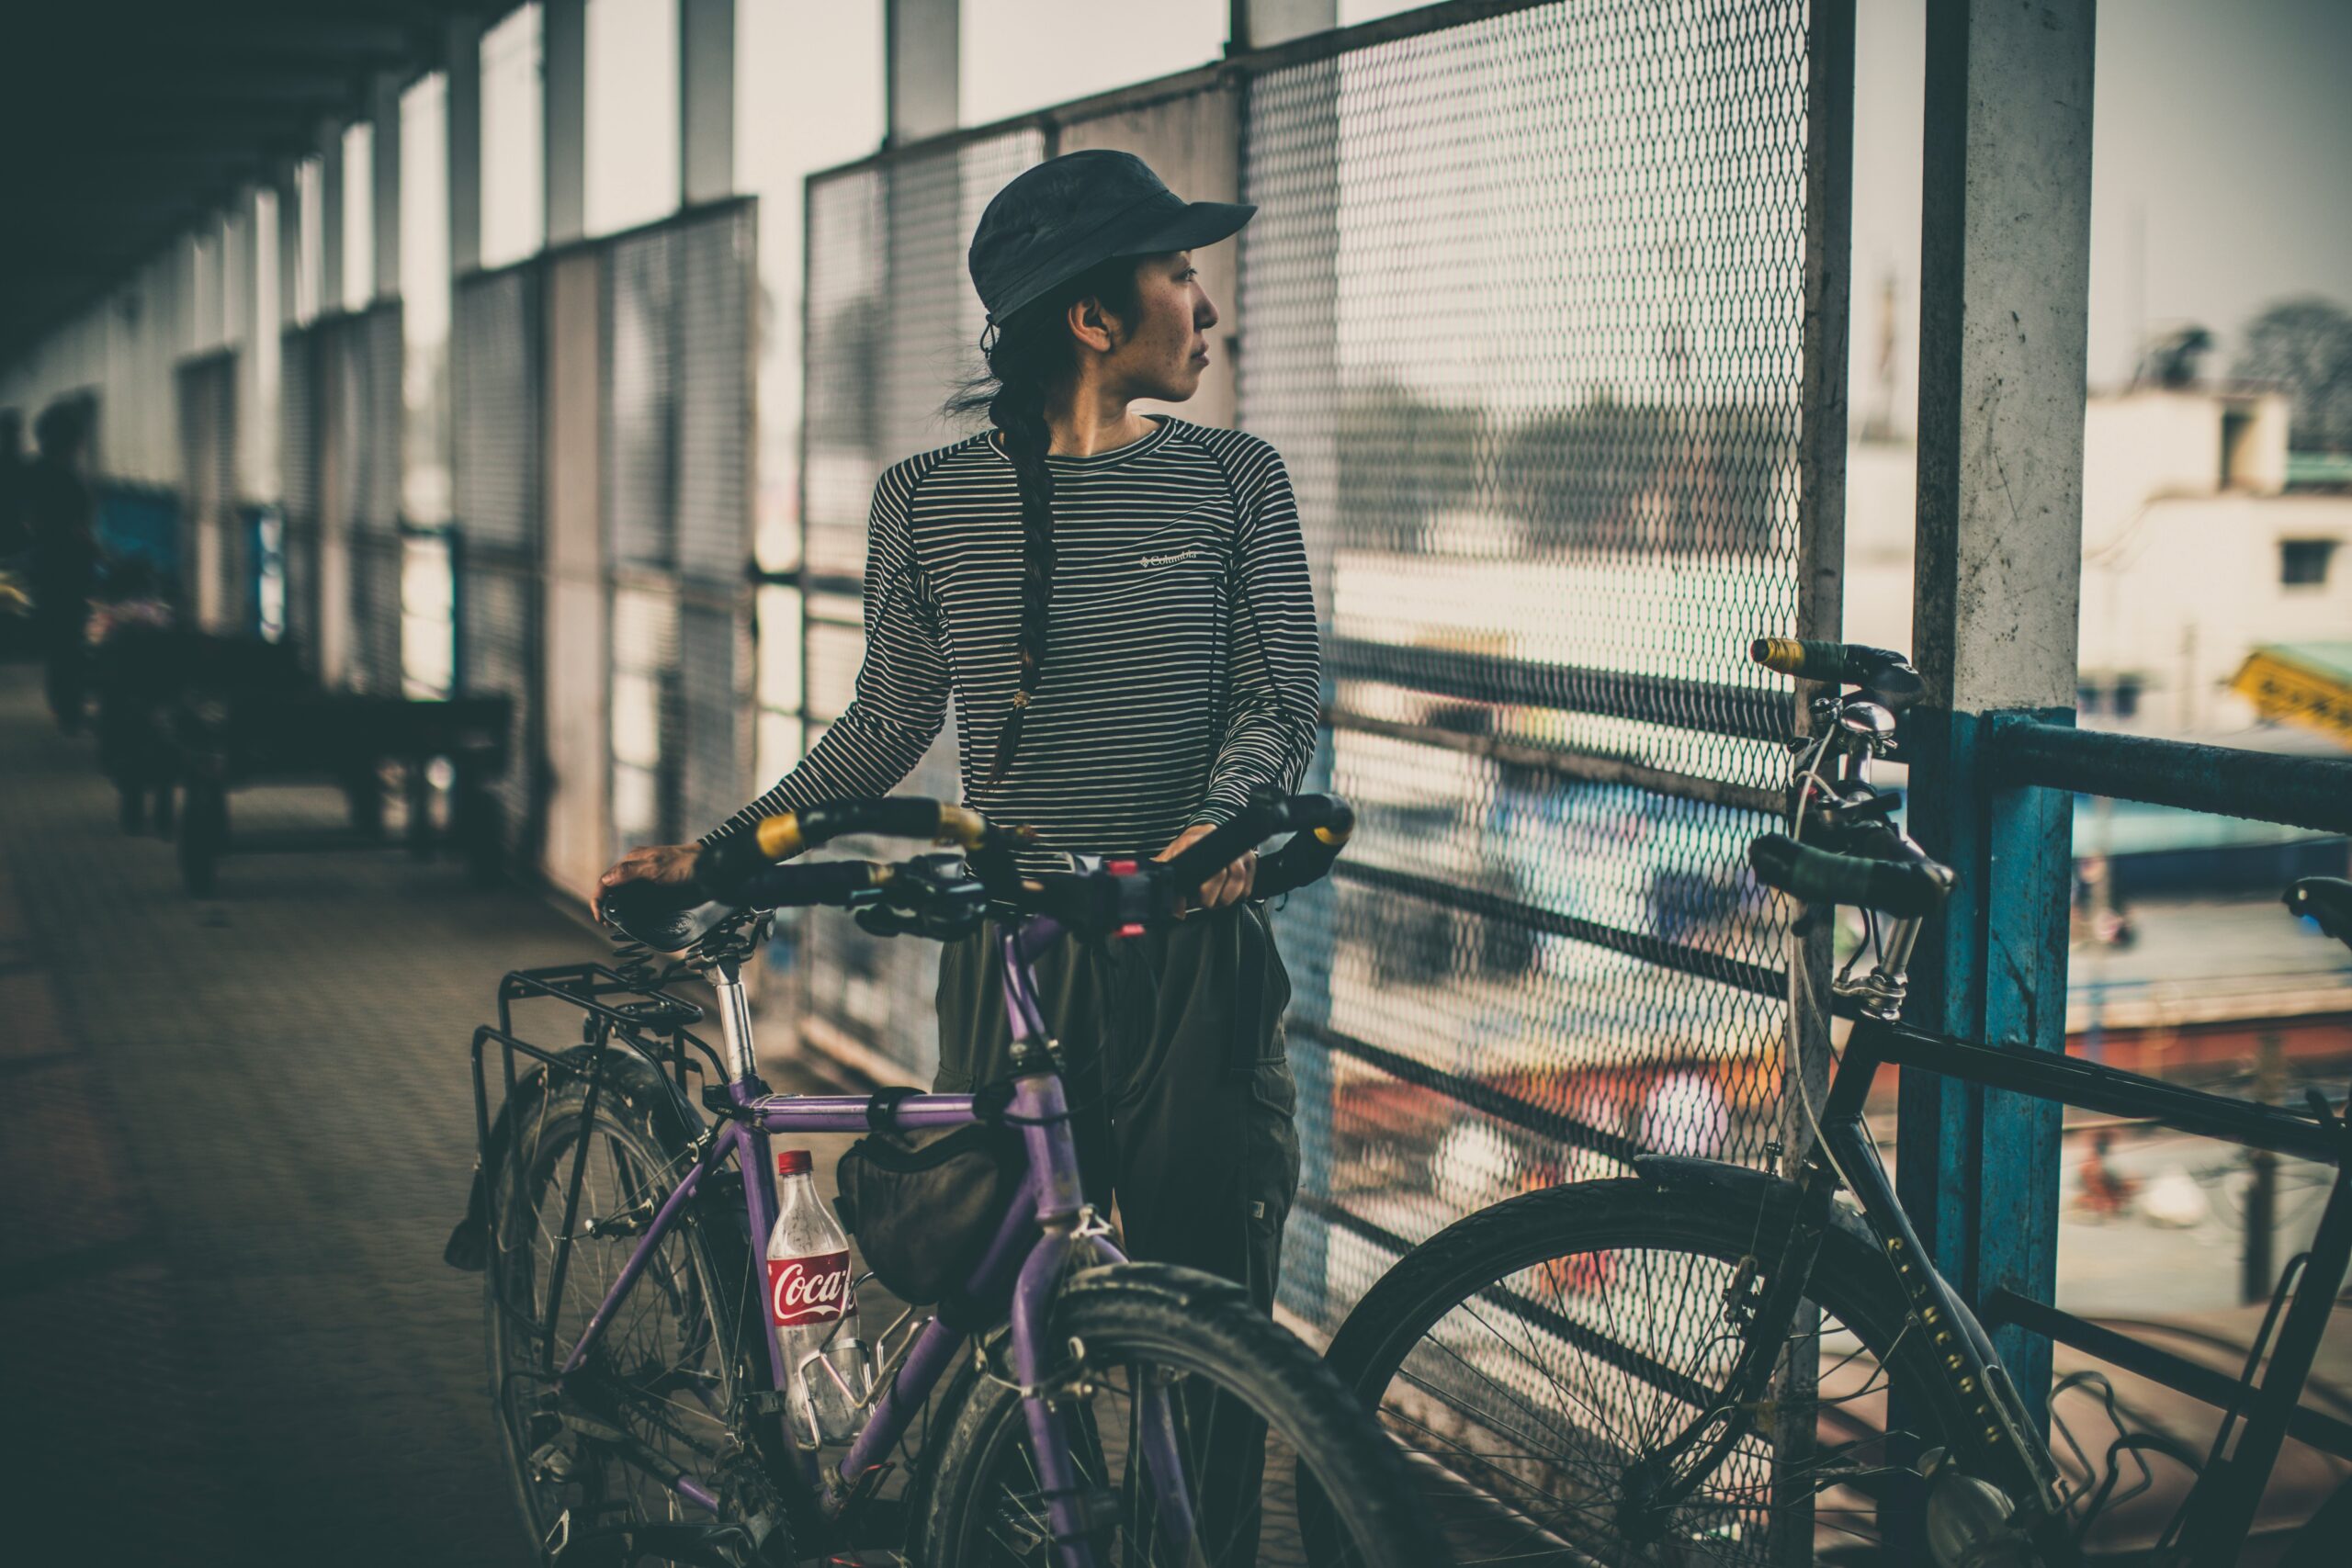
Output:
top-left (1838, 699), bottom-right (1898, 752)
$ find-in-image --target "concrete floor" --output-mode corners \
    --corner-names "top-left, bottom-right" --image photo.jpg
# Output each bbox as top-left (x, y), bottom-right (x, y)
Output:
top-left (0, 664), bottom-right (850, 1567)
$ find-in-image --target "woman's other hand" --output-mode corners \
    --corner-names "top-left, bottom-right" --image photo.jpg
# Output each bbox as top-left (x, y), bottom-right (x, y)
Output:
top-left (596, 842), bottom-right (700, 920)
top-left (1155, 823), bottom-right (1257, 915)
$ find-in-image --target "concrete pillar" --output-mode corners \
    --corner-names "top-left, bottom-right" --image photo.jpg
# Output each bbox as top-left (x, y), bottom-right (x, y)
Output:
top-left (1900, 0), bottom-right (2094, 1423)
top-left (884, 0), bottom-right (956, 146)
top-left (447, 15), bottom-right (483, 275)
top-left (544, 0), bottom-right (588, 247)
top-left (371, 73), bottom-right (402, 302)
top-left (1229, 0), bottom-right (1335, 51)
top-left (681, 0), bottom-right (735, 206)
top-left (318, 122), bottom-right (345, 316)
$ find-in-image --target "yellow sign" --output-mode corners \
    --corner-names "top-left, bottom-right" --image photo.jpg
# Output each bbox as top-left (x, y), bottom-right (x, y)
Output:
top-left (2231, 650), bottom-right (2352, 746)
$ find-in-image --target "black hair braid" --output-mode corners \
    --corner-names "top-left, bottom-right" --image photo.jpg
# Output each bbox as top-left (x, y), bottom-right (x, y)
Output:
top-left (947, 254), bottom-right (1145, 788)
top-left (987, 366), bottom-right (1057, 784)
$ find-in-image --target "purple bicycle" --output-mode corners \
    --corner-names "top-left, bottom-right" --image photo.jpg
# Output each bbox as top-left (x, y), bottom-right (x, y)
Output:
top-left (453, 791), bottom-right (1442, 1567)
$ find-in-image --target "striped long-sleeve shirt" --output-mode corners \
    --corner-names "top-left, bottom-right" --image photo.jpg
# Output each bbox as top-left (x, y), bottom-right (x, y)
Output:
top-left (710, 415), bottom-right (1322, 861)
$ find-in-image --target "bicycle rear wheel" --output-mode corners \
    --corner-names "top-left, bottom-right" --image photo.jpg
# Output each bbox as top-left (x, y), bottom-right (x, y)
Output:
top-left (915, 1262), bottom-right (1446, 1568)
top-left (1321, 1177), bottom-right (1990, 1566)
top-left (483, 1065), bottom-right (768, 1562)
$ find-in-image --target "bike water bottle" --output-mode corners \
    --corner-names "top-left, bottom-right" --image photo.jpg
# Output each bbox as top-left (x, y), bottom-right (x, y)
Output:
top-left (766, 1149), bottom-right (868, 1445)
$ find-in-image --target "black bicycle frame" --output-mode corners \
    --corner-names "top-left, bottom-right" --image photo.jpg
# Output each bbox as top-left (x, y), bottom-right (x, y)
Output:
top-left (1655, 1011), bottom-right (2352, 1561)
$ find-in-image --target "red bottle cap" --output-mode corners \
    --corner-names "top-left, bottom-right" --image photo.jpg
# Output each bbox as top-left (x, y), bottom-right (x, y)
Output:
top-left (776, 1149), bottom-right (812, 1176)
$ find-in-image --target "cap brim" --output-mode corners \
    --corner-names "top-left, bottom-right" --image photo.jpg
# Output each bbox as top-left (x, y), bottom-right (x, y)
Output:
top-left (1114, 199), bottom-right (1257, 258)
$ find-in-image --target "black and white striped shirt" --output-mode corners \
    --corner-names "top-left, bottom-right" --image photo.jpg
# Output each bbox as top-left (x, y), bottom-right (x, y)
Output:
top-left (711, 415), bottom-right (1321, 860)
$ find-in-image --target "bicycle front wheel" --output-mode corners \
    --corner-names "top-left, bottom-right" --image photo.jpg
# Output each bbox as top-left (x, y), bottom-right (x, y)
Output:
top-left (1321, 1177), bottom-right (1985, 1566)
top-left (915, 1262), bottom-right (1446, 1568)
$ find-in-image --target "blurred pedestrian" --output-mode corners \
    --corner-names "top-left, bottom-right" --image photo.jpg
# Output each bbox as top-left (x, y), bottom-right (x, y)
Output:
top-left (25, 400), bottom-right (99, 731)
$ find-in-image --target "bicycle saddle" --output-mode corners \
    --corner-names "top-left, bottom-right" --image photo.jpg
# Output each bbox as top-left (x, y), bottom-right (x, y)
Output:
top-left (603, 877), bottom-right (739, 953)
top-left (2286, 877), bottom-right (2352, 952)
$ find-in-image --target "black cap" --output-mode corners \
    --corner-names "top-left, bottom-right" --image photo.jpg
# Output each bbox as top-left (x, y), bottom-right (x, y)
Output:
top-left (967, 150), bottom-right (1255, 325)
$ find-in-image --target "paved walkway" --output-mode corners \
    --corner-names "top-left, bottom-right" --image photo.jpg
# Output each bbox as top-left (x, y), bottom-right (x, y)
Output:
top-left (0, 664), bottom-right (841, 1566)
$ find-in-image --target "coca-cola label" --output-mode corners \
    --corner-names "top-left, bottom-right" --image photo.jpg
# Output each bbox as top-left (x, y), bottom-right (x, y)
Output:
top-left (767, 1250), bottom-right (853, 1327)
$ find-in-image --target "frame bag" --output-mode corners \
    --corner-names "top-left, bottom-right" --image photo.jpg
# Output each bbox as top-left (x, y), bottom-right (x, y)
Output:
top-left (834, 1116), bottom-right (1021, 1307)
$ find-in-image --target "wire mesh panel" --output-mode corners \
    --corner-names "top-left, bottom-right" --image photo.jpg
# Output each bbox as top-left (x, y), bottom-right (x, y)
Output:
top-left (453, 268), bottom-right (543, 854)
top-left (797, 128), bottom-right (1043, 1080)
top-left (675, 206), bottom-right (753, 590)
top-left (606, 226), bottom-right (677, 573)
top-left (610, 581), bottom-right (682, 855)
top-left (349, 535), bottom-right (406, 696)
top-left (460, 560), bottom-right (537, 844)
top-left (1238, 0), bottom-right (1818, 1479)
top-left (279, 327), bottom-right (322, 670)
top-left (362, 305), bottom-right (403, 536)
top-left (453, 271), bottom-right (541, 553)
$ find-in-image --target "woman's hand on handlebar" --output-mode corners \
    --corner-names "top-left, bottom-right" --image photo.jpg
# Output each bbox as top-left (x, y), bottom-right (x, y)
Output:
top-left (596, 842), bottom-right (700, 920)
top-left (1156, 822), bottom-right (1257, 915)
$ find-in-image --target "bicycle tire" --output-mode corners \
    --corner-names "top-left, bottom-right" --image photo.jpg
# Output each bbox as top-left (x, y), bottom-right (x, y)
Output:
top-left (482, 1064), bottom-right (771, 1564)
top-left (913, 1261), bottom-right (1446, 1568)
top-left (1320, 1177), bottom-right (2004, 1566)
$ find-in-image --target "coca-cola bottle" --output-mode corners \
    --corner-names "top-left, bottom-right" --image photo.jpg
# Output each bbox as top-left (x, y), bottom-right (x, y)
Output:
top-left (765, 1149), bottom-right (866, 1445)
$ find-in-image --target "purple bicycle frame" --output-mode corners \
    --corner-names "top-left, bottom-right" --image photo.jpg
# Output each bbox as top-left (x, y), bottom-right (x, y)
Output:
top-left (550, 916), bottom-right (1196, 1568)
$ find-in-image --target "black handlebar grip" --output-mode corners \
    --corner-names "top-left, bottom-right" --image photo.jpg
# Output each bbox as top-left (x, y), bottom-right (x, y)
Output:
top-left (734, 859), bottom-right (892, 909)
top-left (796, 796), bottom-right (947, 849)
top-left (1159, 797), bottom-right (1293, 894)
top-left (1750, 638), bottom-right (1852, 683)
top-left (1751, 638), bottom-right (1926, 713)
top-left (1747, 831), bottom-right (1953, 918)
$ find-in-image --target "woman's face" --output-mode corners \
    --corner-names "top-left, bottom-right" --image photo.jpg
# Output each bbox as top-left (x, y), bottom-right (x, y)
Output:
top-left (1099, 252), bottom-right (1219, 403)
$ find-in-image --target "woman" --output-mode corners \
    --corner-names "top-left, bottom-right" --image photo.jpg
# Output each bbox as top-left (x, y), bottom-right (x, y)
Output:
top-left (599, 150), bottom-right (1322, 1315)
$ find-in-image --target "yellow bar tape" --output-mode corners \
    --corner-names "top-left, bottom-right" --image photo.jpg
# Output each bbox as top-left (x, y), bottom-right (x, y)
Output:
top-left (752, 815), bottom-right (803, 861)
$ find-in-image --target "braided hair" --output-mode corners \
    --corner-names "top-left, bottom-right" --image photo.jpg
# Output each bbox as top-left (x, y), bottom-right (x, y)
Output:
top-left (948, 257), bottom-right (1144, 785)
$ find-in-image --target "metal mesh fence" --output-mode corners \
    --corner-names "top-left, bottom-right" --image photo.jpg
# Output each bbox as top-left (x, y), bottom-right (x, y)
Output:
top-left (1238, 0), bottom-right (1814, 1336)
top-left (790, 4), bottom-right (1830, 1419)
top-left (453, 268), bottom-right (543, 853)
top-left (600, 204), bottom-right (756, 856)
top-left (798, 127), bottom-right (1043, 1079)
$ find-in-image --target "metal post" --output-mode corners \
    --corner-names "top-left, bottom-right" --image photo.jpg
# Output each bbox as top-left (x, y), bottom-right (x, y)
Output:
top-left (545, 0), bottom-right (588, 248)
top-left (1774, 5), bottom-right (1855, 1558)
top-left (1902, 0), bottom-right (2096, 1426)
top-left (883, 0), bottom-right (957, 146)
top-left (1228, 0), bottom-right (1337, 50)
top-left (681, 0), bottom-right (736, 207)
top-left (447, 15), bottom-right (484, 276)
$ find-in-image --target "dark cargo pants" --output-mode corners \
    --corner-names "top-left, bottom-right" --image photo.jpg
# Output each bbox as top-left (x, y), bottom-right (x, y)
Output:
top-left (933, 899), bottom-right (1302, 1314)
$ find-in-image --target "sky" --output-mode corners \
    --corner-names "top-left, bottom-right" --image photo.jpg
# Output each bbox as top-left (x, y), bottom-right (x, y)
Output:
top-left (1851, 0), bottom-right (2352, 423)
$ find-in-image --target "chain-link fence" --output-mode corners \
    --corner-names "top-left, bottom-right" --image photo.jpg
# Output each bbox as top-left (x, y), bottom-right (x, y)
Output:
top-left (792, 0), bottom-right (1838, 1354)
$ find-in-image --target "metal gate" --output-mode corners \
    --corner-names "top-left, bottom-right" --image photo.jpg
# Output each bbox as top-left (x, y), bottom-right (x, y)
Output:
top-left (794, 0), bottom-right (1846, 1352)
